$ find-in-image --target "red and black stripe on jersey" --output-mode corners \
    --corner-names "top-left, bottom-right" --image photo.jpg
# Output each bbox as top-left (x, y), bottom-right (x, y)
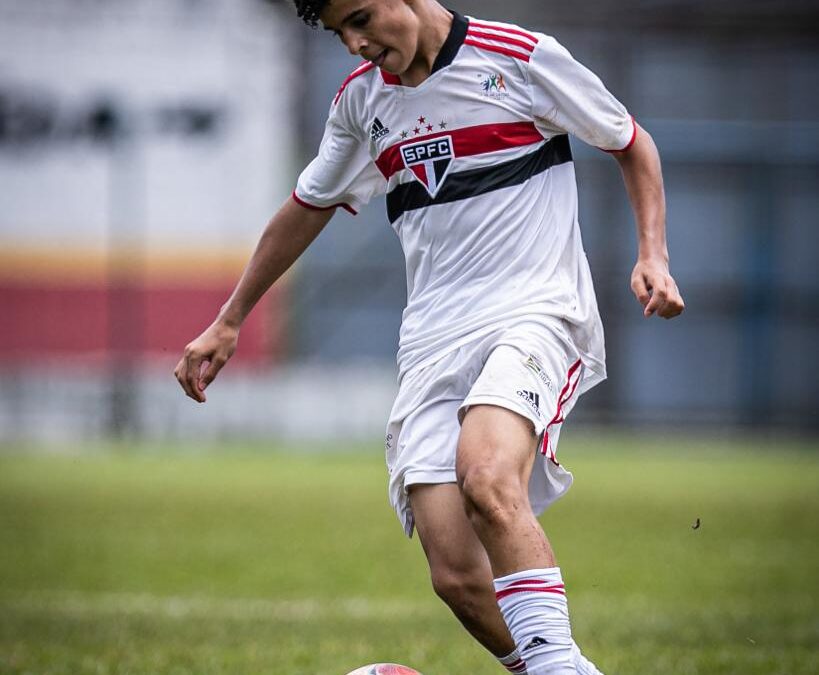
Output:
top-left (378, 133), bottom-right (572, 223)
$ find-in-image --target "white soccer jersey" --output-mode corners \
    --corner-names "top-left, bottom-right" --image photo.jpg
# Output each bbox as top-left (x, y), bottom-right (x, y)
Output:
top-left (294, 12), bottom-right (635, 390)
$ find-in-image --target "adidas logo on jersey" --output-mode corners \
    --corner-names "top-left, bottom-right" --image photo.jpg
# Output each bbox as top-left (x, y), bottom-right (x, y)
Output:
top-left (370, 117), bottom-right (390, 141)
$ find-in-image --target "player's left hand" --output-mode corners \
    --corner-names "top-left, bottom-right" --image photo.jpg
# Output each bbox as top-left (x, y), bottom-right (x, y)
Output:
top-left (630, 258), bottom-right (685, 319)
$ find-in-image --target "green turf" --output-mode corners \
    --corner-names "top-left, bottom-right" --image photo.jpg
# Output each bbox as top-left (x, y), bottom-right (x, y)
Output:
top-left (1, 434), bottom-right (817, 674)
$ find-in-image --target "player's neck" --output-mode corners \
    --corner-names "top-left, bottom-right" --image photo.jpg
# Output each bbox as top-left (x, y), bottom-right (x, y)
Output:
top-left (399, 4), bottom-right (453, 87)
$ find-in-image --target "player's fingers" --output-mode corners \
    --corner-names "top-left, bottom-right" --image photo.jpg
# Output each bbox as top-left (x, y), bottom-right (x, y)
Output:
top-left (631, 274), bottom-right (651, 308)
top-left (173, 355), bottom-right (195, 400)
top-left (658, 281), bottom-right (685, 319)
top-left (643, 281), bottom-right (668, 317)
top-left (198, 354), bottom-right (227, 391)
top-left (179, 346), bottom-right (207, 402)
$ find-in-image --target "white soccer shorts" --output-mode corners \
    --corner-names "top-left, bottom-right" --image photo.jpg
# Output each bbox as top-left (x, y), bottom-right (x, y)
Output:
top-left (385, 318), bottom-right (590, 537)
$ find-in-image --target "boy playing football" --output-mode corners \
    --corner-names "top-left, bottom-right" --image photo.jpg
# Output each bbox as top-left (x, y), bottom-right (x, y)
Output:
top-left (175, 1), bottom-right (684, 672)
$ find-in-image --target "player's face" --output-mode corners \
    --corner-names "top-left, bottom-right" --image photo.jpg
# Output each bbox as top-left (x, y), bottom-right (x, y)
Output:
top-left (320, 0), bottom-right (420, 75)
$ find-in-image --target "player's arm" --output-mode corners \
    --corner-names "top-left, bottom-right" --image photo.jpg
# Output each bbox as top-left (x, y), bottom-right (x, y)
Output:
top-left (612, 123), bottom-right (685, 319)
top-left (174, 197), bottom-right (334, 402)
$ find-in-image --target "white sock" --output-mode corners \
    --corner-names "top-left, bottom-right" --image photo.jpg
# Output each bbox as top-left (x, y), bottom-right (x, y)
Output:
top-left (498, 648), bottom-right (528, 673)
top-left (493, 567), bottom-right (576, 674)
top-left (571, 641), bottom-right (604, 675)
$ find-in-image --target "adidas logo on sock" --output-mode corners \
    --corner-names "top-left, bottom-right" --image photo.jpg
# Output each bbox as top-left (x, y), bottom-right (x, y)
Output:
top-left (523, 636), bottom-right (550, 651)
top-left (370, 116), bottom-right (390, 141)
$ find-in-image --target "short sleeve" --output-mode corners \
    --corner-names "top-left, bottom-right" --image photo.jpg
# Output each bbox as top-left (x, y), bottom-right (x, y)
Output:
top-left (529, 36), bottom-right (636, 152)
top-left (294, 99), bottom-right (386, 215)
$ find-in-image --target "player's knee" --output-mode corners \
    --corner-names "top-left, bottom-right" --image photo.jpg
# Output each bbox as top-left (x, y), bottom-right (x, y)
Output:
top-left (457, 461), bottom-right (523, 528)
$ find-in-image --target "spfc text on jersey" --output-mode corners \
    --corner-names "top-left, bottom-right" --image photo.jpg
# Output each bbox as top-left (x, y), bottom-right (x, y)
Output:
top-left (400, 135), bottom-right (454, 197)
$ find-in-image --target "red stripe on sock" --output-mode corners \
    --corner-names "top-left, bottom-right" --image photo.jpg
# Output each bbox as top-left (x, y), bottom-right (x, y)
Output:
top-left (502, 579), bottom-right (565, 591)
top-left (495, 585), bottom-right (566, 601)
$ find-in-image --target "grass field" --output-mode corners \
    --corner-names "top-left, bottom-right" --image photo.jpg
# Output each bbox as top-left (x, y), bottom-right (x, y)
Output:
top-left (1, 434), bottom-right (817, 674)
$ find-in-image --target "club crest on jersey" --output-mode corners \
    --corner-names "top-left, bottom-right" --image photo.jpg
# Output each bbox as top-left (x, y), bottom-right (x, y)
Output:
top-left (400, 135), bottom-right (454, 197)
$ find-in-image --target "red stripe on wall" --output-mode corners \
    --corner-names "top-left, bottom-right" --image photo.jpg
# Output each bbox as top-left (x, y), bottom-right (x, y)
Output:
top-left (0, 282), bottom-right (285, 364)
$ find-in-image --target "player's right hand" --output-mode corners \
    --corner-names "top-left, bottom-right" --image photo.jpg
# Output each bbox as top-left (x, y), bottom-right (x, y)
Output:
top-left (174, 320), bottom-right (239, 403)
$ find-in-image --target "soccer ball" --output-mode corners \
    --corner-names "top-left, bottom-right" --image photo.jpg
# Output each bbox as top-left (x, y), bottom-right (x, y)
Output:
top-left (344, 665), bottom-right (422, 675)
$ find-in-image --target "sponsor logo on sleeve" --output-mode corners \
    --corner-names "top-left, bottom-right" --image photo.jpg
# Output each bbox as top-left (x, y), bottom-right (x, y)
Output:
top-left (479, 72), bottom-right (510, 100)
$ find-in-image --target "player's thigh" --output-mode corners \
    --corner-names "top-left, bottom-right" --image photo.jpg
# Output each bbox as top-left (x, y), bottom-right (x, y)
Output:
top-left (456, 403), bottom-right (539, 491)
top-left (408, 482), bottom-right (492, 581)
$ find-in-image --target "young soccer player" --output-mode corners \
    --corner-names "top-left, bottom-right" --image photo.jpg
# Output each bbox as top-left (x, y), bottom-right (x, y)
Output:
top-left (174, 1), bottom-right (685, 672)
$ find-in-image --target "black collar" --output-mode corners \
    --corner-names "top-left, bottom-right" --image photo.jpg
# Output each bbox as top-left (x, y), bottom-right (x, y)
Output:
top-left (430, 11), bottom-right (468, 74)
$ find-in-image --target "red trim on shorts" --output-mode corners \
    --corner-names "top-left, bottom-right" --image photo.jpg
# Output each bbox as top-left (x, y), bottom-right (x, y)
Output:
top-left (541, 359), bottom-right (583, 460)
top-left (467, 20), bottom-right (539, 44)
top-left (602, 116), bottom-right (638, 153)
top-left (466, 29), bottom-right (536, 53)
top-left (464, 39), bottom-right (532, 63)
top-left (291, 191), bottom-right (357, 215)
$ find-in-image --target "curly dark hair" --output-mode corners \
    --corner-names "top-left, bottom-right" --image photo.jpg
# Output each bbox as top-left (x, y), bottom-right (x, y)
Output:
top-left (292, 0), bottom-right (331, 27)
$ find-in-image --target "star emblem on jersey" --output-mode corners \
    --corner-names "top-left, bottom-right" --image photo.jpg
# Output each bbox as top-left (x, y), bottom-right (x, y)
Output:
top-left (400, 114), bottom-right (449, 139)
top-left (400, 135), bottom-right (454, 197)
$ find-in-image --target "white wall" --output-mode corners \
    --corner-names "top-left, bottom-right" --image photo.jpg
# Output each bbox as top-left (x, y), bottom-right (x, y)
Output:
top-left (0, 0), bottom-right (296, 258)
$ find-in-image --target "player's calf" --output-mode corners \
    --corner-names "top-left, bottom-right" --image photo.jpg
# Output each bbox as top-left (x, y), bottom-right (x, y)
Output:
top-left (428, 564), bottom-right (517, 656)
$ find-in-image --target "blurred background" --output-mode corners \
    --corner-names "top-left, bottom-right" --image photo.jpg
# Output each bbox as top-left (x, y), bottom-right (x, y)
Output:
top-left (1, 0), bottom-right (818, 442)
top-left (1, 3), bottom-right (818, 674)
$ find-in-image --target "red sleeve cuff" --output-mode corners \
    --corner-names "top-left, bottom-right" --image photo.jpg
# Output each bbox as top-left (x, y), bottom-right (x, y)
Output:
top-left (291, 190), bottom-right (358, 215)
top-left (601, 116), bottom-right (638, 154)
